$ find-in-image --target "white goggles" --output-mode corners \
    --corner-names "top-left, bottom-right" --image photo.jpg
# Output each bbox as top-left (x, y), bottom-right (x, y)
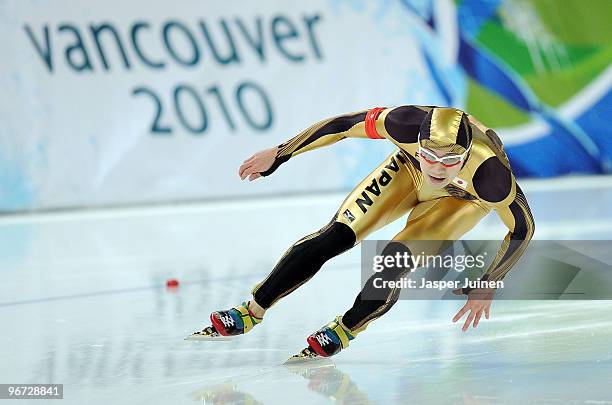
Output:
top-left (417, 144), bottom-right (471, 167)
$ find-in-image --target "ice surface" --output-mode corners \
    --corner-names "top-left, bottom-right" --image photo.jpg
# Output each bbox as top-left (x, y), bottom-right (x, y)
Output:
top-left (1, 176), bottom-right (611, 404)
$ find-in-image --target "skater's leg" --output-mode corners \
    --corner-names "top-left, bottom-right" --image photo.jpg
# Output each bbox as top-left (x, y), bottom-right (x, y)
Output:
top-left (251, 150), bottom-right (420, 309)
top-left (341, 197), bottom-right (491, 334)
top-left (251, 220), bottom-right (356, 309)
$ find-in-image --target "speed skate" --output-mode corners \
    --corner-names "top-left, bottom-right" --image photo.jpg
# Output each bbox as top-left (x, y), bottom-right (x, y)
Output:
top-left (283, 346), bottom-right (335, 367)
top-left (185, 325), bottom-right (233, 341)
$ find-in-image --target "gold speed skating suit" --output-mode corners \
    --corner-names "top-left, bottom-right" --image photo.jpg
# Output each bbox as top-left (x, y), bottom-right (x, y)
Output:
top-left (252, 105), bottom-right (535, 333)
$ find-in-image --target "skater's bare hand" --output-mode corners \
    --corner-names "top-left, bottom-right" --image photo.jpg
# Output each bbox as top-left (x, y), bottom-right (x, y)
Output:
top-left (451, 288), bottom-right (495, 332)
top-left (238, 147), bottom-right (278, 181)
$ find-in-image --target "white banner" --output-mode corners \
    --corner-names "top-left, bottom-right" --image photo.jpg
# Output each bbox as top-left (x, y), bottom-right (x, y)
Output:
top-left (0, 0), bottom-right (452, 212)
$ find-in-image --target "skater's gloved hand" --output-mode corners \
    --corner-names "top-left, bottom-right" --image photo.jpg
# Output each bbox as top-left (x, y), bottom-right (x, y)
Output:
top-left (239, 146), bottom-right (279, 181)
top-left (451, 288), bottom-right (495, 332)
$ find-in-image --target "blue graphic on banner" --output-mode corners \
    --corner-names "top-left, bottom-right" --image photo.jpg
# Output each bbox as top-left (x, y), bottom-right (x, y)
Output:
top-left (397, 0), bottom-right (612, 177)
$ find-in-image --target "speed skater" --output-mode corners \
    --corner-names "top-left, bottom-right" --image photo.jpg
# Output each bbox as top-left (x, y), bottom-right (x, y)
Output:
top-left (188, 105), bottom-right (535, 361)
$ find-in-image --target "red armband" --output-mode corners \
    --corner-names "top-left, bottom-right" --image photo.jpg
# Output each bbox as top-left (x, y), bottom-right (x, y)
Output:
top-left (365, 107), bottom-right (386, 139)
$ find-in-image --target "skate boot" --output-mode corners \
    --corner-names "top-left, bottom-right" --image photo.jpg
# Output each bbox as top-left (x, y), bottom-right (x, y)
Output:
top-left (186, 301), bottom-right (263, 340)
top-left (285, 317), bottom-right (354, 363)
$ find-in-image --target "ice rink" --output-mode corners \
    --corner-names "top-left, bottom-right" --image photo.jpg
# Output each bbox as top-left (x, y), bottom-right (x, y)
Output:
top-left (1, 176), bottom-right (612, 404)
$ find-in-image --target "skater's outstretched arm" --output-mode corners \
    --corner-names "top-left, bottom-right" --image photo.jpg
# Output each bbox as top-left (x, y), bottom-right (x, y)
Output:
top-left (452, 172), bottom-right (534, 332)
top-left (470, 161), bottom-right (535, 288)
top-left (482, 185), bottom-right (535, 284)
top-left (239, 109), bottom-right (370, 181)
top-left (240, 106), bottom-right (433, 179)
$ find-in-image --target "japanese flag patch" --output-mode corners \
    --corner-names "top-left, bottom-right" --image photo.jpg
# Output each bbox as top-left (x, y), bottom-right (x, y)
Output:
top-left (452, 176), bottom-right (469, 189)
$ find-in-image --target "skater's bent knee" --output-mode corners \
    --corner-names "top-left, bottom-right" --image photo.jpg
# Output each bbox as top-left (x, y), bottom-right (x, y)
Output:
top-left (315, 221), bottom-right (357, 256)
top-left (293, 221), bottom-right (356, 261)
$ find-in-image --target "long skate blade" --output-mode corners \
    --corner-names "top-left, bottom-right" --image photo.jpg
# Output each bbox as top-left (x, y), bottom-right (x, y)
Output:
top-left (185, 325), bottom-right (233, 341)
top-left (283, 347), bottom-right (335, 367)
top-left (283, 355), bottom-right (335, 367)
top-left (184, 333), bottom-right (233, 341)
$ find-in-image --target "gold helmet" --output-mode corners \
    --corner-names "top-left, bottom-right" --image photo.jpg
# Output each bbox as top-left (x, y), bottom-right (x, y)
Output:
top-left (418, 107), bottom-right (472, 155)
